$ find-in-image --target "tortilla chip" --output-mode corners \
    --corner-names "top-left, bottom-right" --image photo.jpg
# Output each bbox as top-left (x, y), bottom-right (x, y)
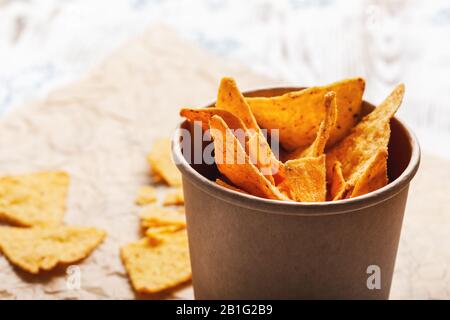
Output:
top-left (285, 91), bottom-right (338, 160)
top-left (145, 225), bottom-right (186, 245)
top-left (140, 205), bottom-right (186, 230)
top-left (329, 160), bottom-right (347, 201)
top-left (180, 108), bottom-right (248, 137)
top-left (120, 231), bottom-right (191, 294)
top-left (162, 188), bottom-right (184, 206)
top-left (216, 77), bottom-right (283, 184)
top-left (151, 171), bottom-right (164, 184)
top-left (278, 155), bottom-right (326, 202)
top-left (348, 148), bottom-right (388, 198)
top-left (215, 178), bottom-right (249, 194)
top-left (135, 185), bottom-right (157, 205)
top-left (0, 226), bottom-right (106, 274)
top-left (246, 77), bottom-right (365, 151)
top-left (147, 138), bottom-right (182, 187)
top-left (326, 84), bottom-right (404, 188)
top-left (0, 171), bottom-right (69, 227)
top-left (209, 115), bottom-right (287, 200)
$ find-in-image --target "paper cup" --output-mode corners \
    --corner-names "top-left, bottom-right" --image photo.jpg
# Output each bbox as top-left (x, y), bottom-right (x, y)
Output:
top-left (172, 87), bottom-right (420, 299)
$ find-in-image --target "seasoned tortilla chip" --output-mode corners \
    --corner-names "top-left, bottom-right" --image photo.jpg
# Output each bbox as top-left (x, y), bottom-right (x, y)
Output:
top-left (209, 115), bottom-right (287, 200)
top-left (216, 178), bottom-right (249, 194)
top-left (329, 160), bottom-right (347, 201)
top-left (180, 108), bottom-right (248, 138)
top-left (326, 84), bottom-right (404, 188)
top-left (0, 171), bottom-right (69, 227)
top-left (246, 77), bottom-right (365, 151)
top-left (120, 231), bottom-right (191, 294)
top-left (162, 188), bottom-right (184, 206)
top-left (147, 138), bottom-right (182, 187)
top-left (135, 185), bottom-right (157, 205)
top-left (349, 148), bottom-right (388, 199)
top-left (140, 205), bottom-right (186, 230)
top-left (216, 77), bottom-right (283, 183)
top-left (285, 91), bottom-right (338, 160)
top-left (278, 155), bottom-right (326, 202)
top-left (0, 226), bottom-right (106, 274)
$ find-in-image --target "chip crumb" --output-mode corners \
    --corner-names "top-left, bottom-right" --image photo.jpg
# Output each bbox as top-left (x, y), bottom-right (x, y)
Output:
top-left (0, 225), bottom-right (106, 274)
top-left (147, 138), bottom-right (182, 187)
top-left (135, 185), bottom-right (157, 205)
top-left (0, 171), bottom-right (69, 227)
top-left (162, 188), bottom-right (184, 206)
top-left (120, 230), bottom-right (191, 294)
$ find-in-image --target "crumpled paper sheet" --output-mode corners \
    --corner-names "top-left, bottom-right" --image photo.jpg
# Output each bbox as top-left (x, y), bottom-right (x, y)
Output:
top-left (0, 25), bottom-right (448, 300)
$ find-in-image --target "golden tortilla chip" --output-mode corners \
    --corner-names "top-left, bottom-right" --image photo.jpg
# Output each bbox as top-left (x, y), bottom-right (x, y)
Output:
top-left (162, 188), bottom-right (184, 206)
top-left (0, 226), bottom-right (106, 274)
top-left (329, 160), bottom-right (347, 201)
top-left (326, 84), bottom-right (404, 189)
top-left (120, 231), bottom-right (191, 294)
top-left (278, 155), bottom-right (326, 202)
top-left (246, 77), bottom-right (365, 151)
top-left (348, 148), bottom-right (388, 199)
top-left (145, 225), bottom-right (186, 245)
top-left (147, 138), bottom-right (182, 187)
top-left (215, 178), bottom-right (248, 194)
top-left (285, 91), bottom-right (338, 160)
top-left (0, 171), bottom-right (69, 227)
top-left (209, 115), bottom-right (287, 200)
top-left (135, 185), bottom-right (157, 205)
top-left (140, 205), bottom-right (186, 230)
top-left (216, 77), bottom-right (283, 184)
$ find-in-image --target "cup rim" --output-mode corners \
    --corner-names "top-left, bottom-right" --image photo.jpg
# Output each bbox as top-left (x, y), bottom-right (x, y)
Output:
top-left (172, 86), bottom-right (421, 216)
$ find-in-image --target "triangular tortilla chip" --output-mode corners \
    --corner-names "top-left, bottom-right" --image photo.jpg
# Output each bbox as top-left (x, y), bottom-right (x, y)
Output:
top-left (147, 138), bottom-right (182, 187)
top-left (216, 77), bottom-right (283, 184)
top-left (216, 178), bottom-right (249, 194)
top-left (209, 115), bottom-right (287, 200)
top-left (278, 155), bottom-right (326, 202)
top-left (285, 91), bottom-right (338, 160)
top-left (0, 171), bottom-right (69, 227)
top-left (326, 84), bottom-right (404, 189)
top-left (0, 226), bottom-right (106, 274)
top-left (348, 148), bottom-right (388, 199)
top-left (246, 77), bottom-right (365, 151)
top-left (329, 160), bottom-right (347, 201)
top-left (120, 231), bottom-right (191, 294)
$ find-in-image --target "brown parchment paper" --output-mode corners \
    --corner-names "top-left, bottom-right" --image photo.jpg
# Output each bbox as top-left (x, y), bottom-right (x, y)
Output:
top-left (0, 26), bottom-right (448, 299)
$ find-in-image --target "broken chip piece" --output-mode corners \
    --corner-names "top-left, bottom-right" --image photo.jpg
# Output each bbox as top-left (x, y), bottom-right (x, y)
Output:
top-left (120, 230), bottom-right (191, 294)
top-left (135, 185), bottom-right (157, 205)
top-left (0, 225), bottom-right (106, 274)
top-left (148, 138), bottom-right (182, 187)
top-left (162, 188), bottom-right (185, 206)
top-left (0, 171), bottom-right (69, 227)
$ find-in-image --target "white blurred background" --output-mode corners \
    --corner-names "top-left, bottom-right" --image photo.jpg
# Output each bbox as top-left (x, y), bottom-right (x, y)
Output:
top-left (1, 0), bottom-right (449, 158)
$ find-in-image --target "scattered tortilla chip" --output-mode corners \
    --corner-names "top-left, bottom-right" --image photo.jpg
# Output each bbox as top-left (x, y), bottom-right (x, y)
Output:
top-left (285, 91), bottom-right (338, 160)
top-left (0, 226), bottom-right (106, 274)
top-left (151, 171), bottom-right (164, 184)
top-left (209, 115), bottom-right (287, 200)
top-left (0, 171), bottom-right (69, 227)
top-left (278, 155), bottom-right (326, 202)
top-left (246, 77), bottom-right (365, 151)
top-left (326, 84), bottom-right (404, 188)
top-left (162, 188), bottom-right (184, 206)
top-left (329, 160), bottom-right (347, 201)
top-left (135, 185), bottom-right (157, 205)
top-left (145, 225), bottom-right (186, 245)
top-left (120, 230), bottom-right (191, 294)
top-left (216, 78), bottom-right (283, 184)
top-left (147, 138), bottom-right (182, 187)
top-left (215, 178), bottom-right (249, 194)
top-left (140, 205), bottom-right (186, 230)
top-left (348, 148), bottom-right (388, 199)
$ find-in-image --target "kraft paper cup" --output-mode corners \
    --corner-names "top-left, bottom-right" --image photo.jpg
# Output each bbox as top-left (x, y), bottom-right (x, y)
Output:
top-left (172, 87), bottom-right (420, 299)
